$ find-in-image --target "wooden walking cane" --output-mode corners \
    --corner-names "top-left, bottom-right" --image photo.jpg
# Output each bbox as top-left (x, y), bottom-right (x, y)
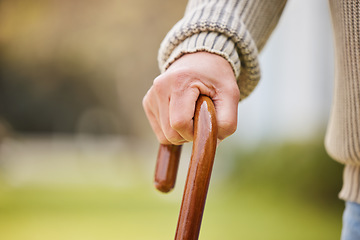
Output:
top-left (154, 95), bottom-right (218, 240)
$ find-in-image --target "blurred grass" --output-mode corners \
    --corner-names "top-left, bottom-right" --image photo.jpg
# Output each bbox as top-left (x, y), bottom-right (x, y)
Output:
top-left (0, 181), bottom-right (342, 240)
top-left (225, 137), bottom-right (344, 206)
top-left (0, 136), bottom-right (344, 239)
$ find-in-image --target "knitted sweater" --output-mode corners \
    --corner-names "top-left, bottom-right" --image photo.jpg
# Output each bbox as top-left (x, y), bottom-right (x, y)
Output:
top-left (158, 0), bottom-right (360, 203)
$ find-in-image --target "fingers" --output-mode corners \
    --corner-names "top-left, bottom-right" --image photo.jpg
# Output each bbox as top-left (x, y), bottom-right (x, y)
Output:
top-left (169, 87), bottom-right (200, 142)
top-left (155, 91), bottom-right (185, 145)
top-left (213, 83), bottom-right (240, 140)
top-left (143, 76), bottom-right (195, 145)
top-left (143, 52), bottom-right (240, 145)
top-left (144, 85), bottom-right (239, 144)
top-left (143, 90), bottom-right (170, 144)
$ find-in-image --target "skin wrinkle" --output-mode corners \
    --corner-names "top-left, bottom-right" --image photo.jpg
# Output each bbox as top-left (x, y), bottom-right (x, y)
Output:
top-left (143, 92), bottom-right (167, 143)
top-left (168, 67), bottom-right (218, 100)
top-left (169, 97), bottom-right (197, 141)
top-left (153, 76), bottom-right (184, 144)
top-left (212, 80), bottom-right (240, 139)
top-left (189, 78), bottom-right (217, 98)
top-left (165, 51), bottom-right (238, 142)
top-left (148, 109), bottom-right (167, 143)
top-left (169, 52), bottom-right (238, 97)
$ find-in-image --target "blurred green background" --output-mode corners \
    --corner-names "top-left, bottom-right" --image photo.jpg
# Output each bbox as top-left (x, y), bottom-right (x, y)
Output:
top-left (0, 0), bottom-right (344, 239)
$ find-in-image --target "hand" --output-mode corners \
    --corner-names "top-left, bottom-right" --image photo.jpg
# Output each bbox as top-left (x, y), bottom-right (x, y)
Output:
top-left (143, 52), bottom-right (240, 145)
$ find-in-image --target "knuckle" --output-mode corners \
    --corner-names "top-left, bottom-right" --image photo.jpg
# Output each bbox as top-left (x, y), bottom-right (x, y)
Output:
top-left (171, 67), bottom-right (193, 80)
top-left (170, 68), bottom-right (196, 87)
top-left (226, 84), bottom-right (240, 100)
top-left (142, 95), bottom-right (153, 115)
top-left (167, 134), bottom-right (180, 144)
top-left (142, 95), bottom-right (149, 109)
top-left (157, 135), bottom-right (170, 145)
top-left (170, 116), bottom-right (187, 131)
top-left (164, 129), bottom-right (183, 145)
top-left (232, 87), bottom-right (240, 101)
top-left (157, 68), bottom-right (200, 95)
top-left (219, 119), bottom-right (237, 139)
top-left (152, 76), bottom-right (166, 94)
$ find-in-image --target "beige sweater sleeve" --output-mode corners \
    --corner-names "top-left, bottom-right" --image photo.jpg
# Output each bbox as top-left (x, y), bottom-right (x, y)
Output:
top-left (325, 0), bottom-right (360, 203)
top-left (158, 0), bottom-right (287, 101)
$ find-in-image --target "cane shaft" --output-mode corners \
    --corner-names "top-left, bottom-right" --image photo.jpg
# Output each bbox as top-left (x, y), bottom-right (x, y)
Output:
top-left (175, 95), bottom-right (217, 240)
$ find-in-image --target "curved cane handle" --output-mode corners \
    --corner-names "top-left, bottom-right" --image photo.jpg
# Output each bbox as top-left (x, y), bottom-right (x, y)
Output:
top-left (154, 144), bottom-right (182, 193)
top-left (154, 95), bottom-right (217, 240)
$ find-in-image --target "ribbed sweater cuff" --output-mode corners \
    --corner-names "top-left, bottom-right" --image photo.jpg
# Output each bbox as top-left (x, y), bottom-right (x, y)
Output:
top-left (157, 2), bottom-right (261, 100)
top-left (339, 164), bottom-right (360, 204)
top-left (162, 33), bottom-right (241, 78)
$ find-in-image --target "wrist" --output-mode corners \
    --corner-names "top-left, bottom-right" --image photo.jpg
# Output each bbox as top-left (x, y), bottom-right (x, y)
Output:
top-left (159, 33), bottom-right (240, 79)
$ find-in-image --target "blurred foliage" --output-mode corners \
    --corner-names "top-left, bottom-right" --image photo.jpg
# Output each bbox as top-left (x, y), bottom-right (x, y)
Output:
top-left (0, 182), bottom-right (342, 240)
top-left (0, 0), bottom-right (187, 136)
top-left (0, 134), bottom-right (344, 239)
top-left (225, 137), bottom-right (344, 206)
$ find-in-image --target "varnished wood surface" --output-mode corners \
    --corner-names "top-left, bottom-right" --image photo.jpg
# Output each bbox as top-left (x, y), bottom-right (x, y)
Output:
top-left (174, 95), bottom-right (217, 240)
top-left (154, 144), bottom-right (182, 193)
top-left (153, 95), bottom-right (217, 240)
